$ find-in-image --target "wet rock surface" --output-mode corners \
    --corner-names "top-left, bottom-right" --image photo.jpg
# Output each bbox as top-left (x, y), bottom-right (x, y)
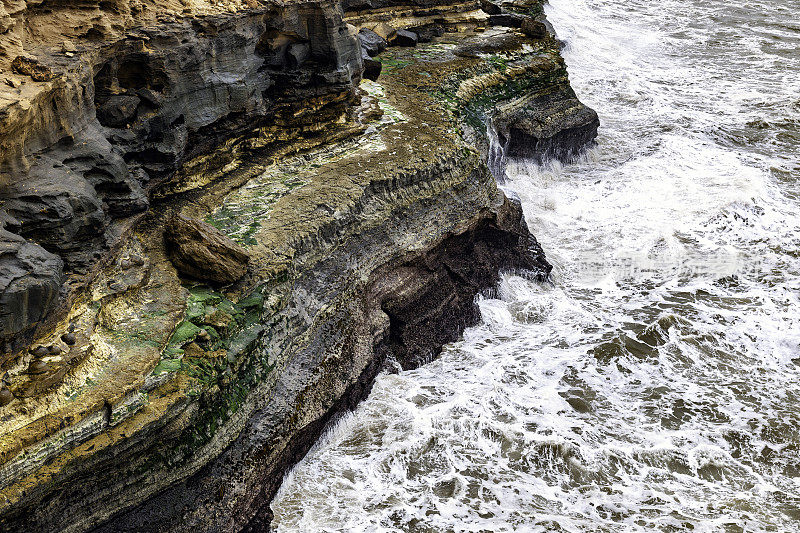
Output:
top-left (496, 88), bottom-right (600, 162)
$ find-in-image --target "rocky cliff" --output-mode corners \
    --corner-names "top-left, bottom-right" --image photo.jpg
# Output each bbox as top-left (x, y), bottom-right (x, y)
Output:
top-left (0, 0), bottom-right (597, 530)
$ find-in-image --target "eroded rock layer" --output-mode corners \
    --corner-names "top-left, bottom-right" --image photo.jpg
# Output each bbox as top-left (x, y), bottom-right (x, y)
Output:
top-left (0, 0), bottom-right (361, 352)
top-left (0, 0), bottom-right (596, 530)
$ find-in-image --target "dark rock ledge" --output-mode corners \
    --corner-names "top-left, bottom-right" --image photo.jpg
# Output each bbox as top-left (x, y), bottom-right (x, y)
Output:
top-left (0, 0), bottom-right (596, 531)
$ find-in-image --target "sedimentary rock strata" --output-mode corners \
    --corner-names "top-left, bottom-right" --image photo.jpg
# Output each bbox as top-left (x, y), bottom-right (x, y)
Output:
top-left (0, 0), bottom-right (597, 530)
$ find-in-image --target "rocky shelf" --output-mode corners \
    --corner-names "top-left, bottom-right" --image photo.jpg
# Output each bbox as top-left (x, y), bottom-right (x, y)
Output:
top-left (0, 0), bottom-right (598, 530)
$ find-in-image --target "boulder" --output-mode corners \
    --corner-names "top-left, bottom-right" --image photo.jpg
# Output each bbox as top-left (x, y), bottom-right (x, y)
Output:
top-left (521, 18), bottom-right (548, 39)
top-left (488, 13), bottom-right (525, 28)
top-left (361, 48), bottom-right (382, 81)
top-left (165, 214), bottom-right (249, 284)
top-left (370, 22), bottom-right (396, 41)
top-left (391, 29), bottom-right (418, 47)
top-left (96, 95), bottom-right (141, 128)
top-left (479, 0), bottom-right (502, 15)
top-left (358, 28), bottom-right (387, 57)
top-left (493, 88), bottom-right (600, 163)
top-left (0, 229), bottom-right (64, 351)
top-left (410, 24), bottom-right (444, 43)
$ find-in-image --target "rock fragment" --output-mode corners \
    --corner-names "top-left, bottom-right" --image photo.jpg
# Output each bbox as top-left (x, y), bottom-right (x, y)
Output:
top-left (10, 56), bottom-right (53, 82)
top-left (479, 0), bottom-right (502, 15)
top-left (488, 13), bottom-right (525, 28)
top-left (411, 25), bottom-right (444, 43)
top-left (29, 346), bottom-right (48, 357)
top-left (0, 388), bottom-right (13, 407)
top-left (358, 28), bottom-right (387, 57)
top-left (165, 214), bottom-right (249, 284)
top-left (96, 95), bottom-right (141, 128)
top-left (370, 22), bottom-right (396, 41)
top-left (28, 360), bottom-right (49, 375)
top-left (361, 49), bottom-right (382, 81)
top-left (391, 29), bottom-right (418, 47)
top-left (521, 19), bottom-right (548, 39)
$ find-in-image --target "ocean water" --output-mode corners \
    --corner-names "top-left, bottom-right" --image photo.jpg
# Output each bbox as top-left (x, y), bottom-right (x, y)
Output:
top-left (272, 0), bottom-right (800, 530)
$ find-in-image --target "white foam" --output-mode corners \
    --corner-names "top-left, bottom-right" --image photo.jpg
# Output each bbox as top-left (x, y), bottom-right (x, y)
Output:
top-left (272, 0), bottom-right (800, 530)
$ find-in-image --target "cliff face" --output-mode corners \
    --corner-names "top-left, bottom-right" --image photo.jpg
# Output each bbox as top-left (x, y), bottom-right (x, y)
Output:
top-left (0, 0), bottom-right (361, 354)
top-left (0, 0), bottom-right (596, 530)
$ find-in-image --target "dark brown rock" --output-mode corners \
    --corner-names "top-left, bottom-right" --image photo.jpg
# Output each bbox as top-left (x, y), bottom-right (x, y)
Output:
top-left (10, 56), bottom-right (53, 82)
top-left (494, 87), bottom-right (600, 163)
top-left (521, 18), bottom-right (548, 39)
top-left (480, 0), bottom-right (502, 15)
top-left (29, 345), bottom-right (49, 357)
top-left (391, 29), bottom-right (418, 47)
top-left (96, 95), bottom-right (141, 128)
top-left (28, 360), bottom-right (49, 375)
top-left (165, 214), bottom-right (249, 284)
top-left (0, 388), bottom-right (13, 407)
top-left (488, 13), bottom-right (525, 28)
top-left (358, 28), bottom-right (387, 57)
top-left (361, 49), bottom-right (382, 81)
top-left (410, 24), bottom-right (444, 43)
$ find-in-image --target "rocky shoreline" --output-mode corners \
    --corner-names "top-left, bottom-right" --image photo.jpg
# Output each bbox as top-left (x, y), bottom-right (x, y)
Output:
top-left (0, 0), bottom-right (597, 530)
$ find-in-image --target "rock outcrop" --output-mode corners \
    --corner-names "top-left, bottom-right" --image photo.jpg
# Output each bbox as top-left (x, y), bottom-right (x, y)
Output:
top-left (0, 229), bottom-right (63, 349)
top-left (165, 215), bottom-right (249, 284)
top-left (0, 0), bottom-right (596, 531)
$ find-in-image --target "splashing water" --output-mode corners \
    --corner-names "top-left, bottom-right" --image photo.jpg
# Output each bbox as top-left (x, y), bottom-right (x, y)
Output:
top-left (487, 117), bottom-right (509, 183)
top-left (272, 0), bottom-right (800, 530)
